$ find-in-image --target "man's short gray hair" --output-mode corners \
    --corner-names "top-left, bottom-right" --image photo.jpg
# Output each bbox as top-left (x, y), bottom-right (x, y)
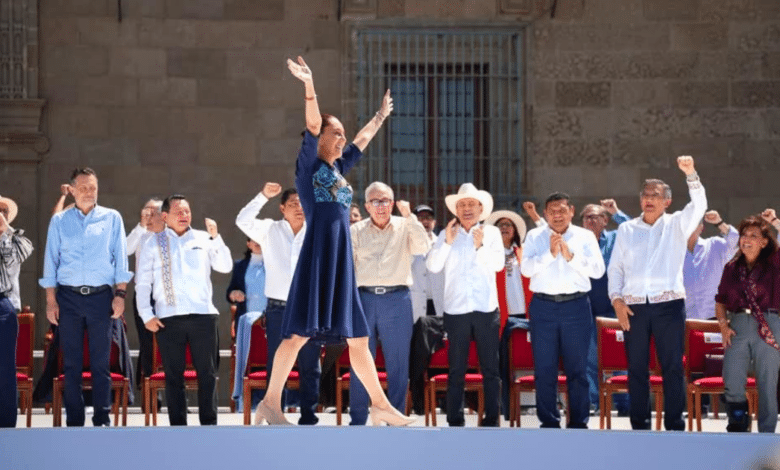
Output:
top-left (364, 181), bottom-right (394, 201)
top-left (641, 179), bottom-right (672, 200)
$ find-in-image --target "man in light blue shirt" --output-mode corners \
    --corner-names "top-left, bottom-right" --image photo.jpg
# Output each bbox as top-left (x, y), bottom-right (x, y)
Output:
top-left (39, 168), bottom-right (133, 427)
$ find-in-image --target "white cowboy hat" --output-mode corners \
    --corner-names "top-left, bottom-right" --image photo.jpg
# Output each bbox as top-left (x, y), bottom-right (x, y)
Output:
top-left (485, 210), bottom-right (527, 242)
top-left (0, 195), bottom-right (19, 224)
top-left (444, 183), bottom-right (493, 221)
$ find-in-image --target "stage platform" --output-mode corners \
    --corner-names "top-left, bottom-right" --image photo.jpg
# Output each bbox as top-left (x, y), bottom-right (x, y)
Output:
top-left (3, 418), bottom-right (780, 470)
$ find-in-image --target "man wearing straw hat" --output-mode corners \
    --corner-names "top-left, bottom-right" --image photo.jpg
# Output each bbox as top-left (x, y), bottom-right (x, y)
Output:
top-left (521, 192), bottom-right (605, 428)
top-left (0, 195), bottom-right (33, 427)
top-left (427, 183), bottom-right (504, 426)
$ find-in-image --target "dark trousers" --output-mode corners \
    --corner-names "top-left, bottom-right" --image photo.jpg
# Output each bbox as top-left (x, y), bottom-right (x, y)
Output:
top-left (529, 295), bottom-right (592, 428)
top-left (57, 287), bottom-right (113, 427)
top-left (0, 296), bottom-right (17, 428)
top-left (132, 293), bottom-right (154, 388)
top-left (624, 299), bottom-right (685, 431)
top-left (350, 289), bottom-right (414, 425)
top-left (265, 303), bottom-right (322, 425)
top-left (156, 314), bottom-right (218, 426)
top-left (443, 310), bottom-right (501, 427)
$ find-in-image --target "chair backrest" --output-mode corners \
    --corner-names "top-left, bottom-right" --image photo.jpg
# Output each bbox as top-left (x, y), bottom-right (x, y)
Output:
top-left (335, 342), bottom-right (387, 375)
top-left (508, 327), bottom-right (534, 372)
top-left (596, 316), bottom-right (663, 378)
top-left (428, 338), bottom-right (450, 369)
top-left (16, 309), bottom-right (34, 376)
top-left (152, 334), bottom-right (194, 373)
top-left (466, 341), bottom-right (480, 370)
top-left (684, 319), bottom-right (722, 380)
top-left (246, 319), bottom-right (268, 372)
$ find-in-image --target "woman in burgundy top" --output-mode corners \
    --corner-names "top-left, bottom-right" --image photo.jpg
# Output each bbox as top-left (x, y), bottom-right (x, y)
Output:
top-left (715, 215), bottom-right (780, 433)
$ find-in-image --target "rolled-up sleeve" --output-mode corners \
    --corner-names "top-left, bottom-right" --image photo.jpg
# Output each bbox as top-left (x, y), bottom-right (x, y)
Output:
top-left (39, 216), bottom-right (61, 289)
top-left (111, 213), bottom-right (133, 285)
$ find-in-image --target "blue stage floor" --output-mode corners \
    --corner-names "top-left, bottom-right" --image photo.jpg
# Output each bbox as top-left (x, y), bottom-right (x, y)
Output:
top-left (3, 425), bottom-right (780, 470)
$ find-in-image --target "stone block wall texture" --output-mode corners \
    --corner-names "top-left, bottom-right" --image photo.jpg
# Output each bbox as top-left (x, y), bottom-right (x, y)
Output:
top-left (11, 0), bottom-right (777, 403)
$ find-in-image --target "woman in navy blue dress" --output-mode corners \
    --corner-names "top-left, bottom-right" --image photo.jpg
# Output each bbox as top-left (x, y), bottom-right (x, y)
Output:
top-left (255, 57), bottom-right (414, 426)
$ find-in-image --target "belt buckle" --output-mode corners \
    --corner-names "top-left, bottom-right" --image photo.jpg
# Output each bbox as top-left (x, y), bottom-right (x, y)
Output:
top-left (375, 287), bottom-right (386, 295)
top-left (79, 286), bottom-right (90, 295)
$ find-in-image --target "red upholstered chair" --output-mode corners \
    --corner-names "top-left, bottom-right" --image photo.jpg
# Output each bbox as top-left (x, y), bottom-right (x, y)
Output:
top-left (241, 319), bottom-right (301, 425)
top-left (15, 307), bottom-right (34, 427)
top-left (422, 339), bottom-right (450, 426)
top-left (596, 317), bottom-right (664, 430)
top-left (229, 305), bottom-right (237, 413)
top-left (144, 335), bottom-right (202, 426)
top-left (509, 327), bottom-right (569, 427)
top-left (52, 332), bottom-right (130, 427)
top-left (685, 319), bottom-right (757, 432)
top-left (428, 341), bottom-right (485, 427)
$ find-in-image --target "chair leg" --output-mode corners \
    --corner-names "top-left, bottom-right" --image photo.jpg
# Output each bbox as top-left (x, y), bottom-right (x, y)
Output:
top-left (564, 390), bottom-right (570, 427)
top-left (686, 386), bottom-right (693, 431)
top-left (424, 382), bottom-right (430, 426)
top-left (654, 390), bottom-right (662, 431)
top-left (599, 386), bottom-right (605, 430)
top-left (152, 385), bottom-right (159, 426)
top-left (52, 379), bottom-right (61, 427)
top-left (477, 389), bottom-right (484, 427)
top-left (26, 388), bottom-right (33, 428)
top-left (243, 380), bottom-right (251, 426)
top-left (605, 391), bottom-right (613, 430)
top-left (429, 381), bottom-right (437, 427)
top-left (112, 386), bottom-right (121, 426)
top-left (335, 379), bottom-right (343, 426)
top-left (509, 385), bottom-right (515, 428)
top-left (695, 390), bottom-right (702, 432)
top-left (143, 378), bottom-right (150, 426)
top-left (122, 381), bottom-right (129, 426)
top-left (711, 393), bottom-right (719, 419)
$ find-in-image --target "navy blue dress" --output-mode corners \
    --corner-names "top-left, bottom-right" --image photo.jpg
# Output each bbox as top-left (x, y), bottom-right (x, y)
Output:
top-left (281, 130), bottom-right (370, 343)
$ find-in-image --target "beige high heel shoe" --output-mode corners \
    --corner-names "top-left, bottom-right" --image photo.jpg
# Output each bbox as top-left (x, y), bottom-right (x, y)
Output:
top-left (254, 400), bottom-right (292, 425)
top-left (369, 404), bottom-right (416, 426)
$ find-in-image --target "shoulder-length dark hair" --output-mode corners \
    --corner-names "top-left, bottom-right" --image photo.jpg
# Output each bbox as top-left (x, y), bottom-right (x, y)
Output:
top-left (731, 215), bottom-right (779, 265)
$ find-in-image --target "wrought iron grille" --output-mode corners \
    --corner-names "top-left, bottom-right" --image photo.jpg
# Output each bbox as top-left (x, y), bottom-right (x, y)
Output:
top-left (351, 28), bottom-right (525, 224)
top-left (0, 0), bottom-right (27, 99)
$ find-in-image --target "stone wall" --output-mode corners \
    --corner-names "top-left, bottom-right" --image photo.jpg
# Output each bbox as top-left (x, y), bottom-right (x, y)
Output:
top-left (19, 0), bottom-right (780, 404)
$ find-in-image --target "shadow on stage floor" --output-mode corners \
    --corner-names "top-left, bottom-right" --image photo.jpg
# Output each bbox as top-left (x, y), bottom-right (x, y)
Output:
top-left (3, 425), bottom-right (780, 470)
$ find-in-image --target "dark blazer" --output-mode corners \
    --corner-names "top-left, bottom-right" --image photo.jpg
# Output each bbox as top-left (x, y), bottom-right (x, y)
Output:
top-left (227, 257), bottom-right (251, 324)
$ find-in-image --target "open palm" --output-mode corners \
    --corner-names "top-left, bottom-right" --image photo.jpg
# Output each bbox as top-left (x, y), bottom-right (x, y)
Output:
top-left (287, 56), bottom-right (313, 83)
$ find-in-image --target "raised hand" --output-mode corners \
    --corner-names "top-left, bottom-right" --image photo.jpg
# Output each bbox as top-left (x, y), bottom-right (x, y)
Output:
top-left (60, 184), bottom-right (71, 197)
top-left (472, 225), bottom-right (484, 249)
top-left (445, 218), bottom-right (460, 245)
top-left (262, 182), bottom-right (283, 199)
top-left (396, 200), bottom-right (411, 218)
top-left (205, 218), bottom-right (218, 238)
top-left (703, 210), bottom-right (722, 225)
top-left (761, 208), bottom-right (777, 225)
top-left (600, 199), bottom-right (618, 215)
top-left (677, 155), bottom-right (695, 175)
top-left (287, 56), bottom-right (313, 84)
top-left (522, 201), bottom-right (541, 222)
top-left (140, 207), bottom-right (152, 227)
top-left (377, 89), bottom-right (393, 120)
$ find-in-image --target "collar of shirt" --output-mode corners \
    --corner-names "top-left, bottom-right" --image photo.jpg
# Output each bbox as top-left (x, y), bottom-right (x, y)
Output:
top-left (367, 216), bottom-right (402, 233)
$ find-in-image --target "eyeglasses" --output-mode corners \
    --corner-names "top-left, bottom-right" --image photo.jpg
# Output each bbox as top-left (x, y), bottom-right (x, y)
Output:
top-left (369, 199), bottom-right (393, 208)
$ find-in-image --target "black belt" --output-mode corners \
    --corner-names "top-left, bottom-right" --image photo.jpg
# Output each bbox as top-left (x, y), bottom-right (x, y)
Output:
top-left (267, 298), bottom-right (286, 308)
top-left (730, 308), bottom-right (779, 315)
top-left (534, 291), bottom-right (587, 303)
top-left (60, 285), bottom-right (111, 296)
top-left (359, 285), bottom-right (408, 295)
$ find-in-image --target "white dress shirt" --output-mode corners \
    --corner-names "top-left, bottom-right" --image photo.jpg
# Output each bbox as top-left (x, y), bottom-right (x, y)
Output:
top-left (126, 223), bottom-right (153, 272)
top-left (426, 224), bottom-right (504, 315)
top-left (608, 179), bottom-right (707, 305)
top-left (521, 224), bottom-right (605, 295)
top-left (235, 192), bottom-right (306, 301)
top-left (136, 227), bottom-right (232, 323)
top-left (410, 230), bottom-right (445, 320)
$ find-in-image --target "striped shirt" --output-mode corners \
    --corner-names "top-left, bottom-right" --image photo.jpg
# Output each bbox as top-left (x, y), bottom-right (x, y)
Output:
top-left (0, 227), bottom-right (33, 309)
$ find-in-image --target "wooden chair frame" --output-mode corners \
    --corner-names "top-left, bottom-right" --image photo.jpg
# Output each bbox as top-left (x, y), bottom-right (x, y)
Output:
top-left (427, 341), bottom-right (485, 427)
top-left (16, 308), bottom-right (34, 427)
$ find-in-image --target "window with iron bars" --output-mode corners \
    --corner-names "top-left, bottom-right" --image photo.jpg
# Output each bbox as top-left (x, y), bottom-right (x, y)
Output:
top-left (349, 28), bottom-right (525, 224)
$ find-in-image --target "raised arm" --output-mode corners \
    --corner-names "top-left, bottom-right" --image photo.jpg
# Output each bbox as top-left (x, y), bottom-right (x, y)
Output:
top-left (353, 89), bottom-right (393, 152)
top-left (676, 155), bottom-right (707, 238)
top-left (287, 56), bottom-right (321, 135)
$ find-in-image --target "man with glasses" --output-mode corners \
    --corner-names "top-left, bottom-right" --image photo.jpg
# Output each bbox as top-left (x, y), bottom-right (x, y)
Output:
top-left (349, 181), bottom-right (430, 425)
top-left (608, 156), bottom-right (707, 431)
top-left (236, 183), bottom-right (323, 425)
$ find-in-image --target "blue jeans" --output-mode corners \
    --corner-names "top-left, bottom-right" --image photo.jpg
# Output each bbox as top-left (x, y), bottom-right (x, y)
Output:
top-left (529, 295), bottom-right (592, 428)
top-left (624, 299), bottom-right (685, 431)
top-left (349, 289), bottom-right (413, 425)
top-left (0, 297), bottom-right (17, 428)
top-left (265, 303), bottom-right (322, 425)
